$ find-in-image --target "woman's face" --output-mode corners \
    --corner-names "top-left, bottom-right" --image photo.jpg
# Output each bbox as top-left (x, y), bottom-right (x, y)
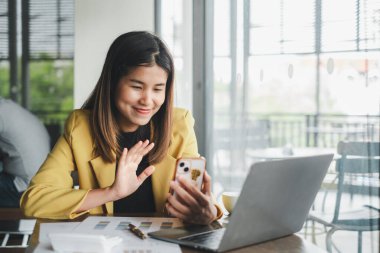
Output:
top-left (115, 64), bottom-right (168, 132)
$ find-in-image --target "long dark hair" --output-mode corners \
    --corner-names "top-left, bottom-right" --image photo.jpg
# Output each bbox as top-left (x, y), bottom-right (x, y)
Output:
top-left (82, 31), bottom-right (174, 164)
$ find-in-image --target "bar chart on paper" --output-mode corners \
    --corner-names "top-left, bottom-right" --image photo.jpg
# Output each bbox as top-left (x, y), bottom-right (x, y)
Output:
top-left (81, 217), bottom-right (181, 233)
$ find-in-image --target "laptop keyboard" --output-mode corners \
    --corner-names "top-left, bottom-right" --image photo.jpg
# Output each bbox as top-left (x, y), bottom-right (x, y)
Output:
top-left (180, 228), bottom-right (225, 248)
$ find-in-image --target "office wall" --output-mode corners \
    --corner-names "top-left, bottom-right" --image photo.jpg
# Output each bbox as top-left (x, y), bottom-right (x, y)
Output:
top-left (74, 0), bottom-right (154, 108)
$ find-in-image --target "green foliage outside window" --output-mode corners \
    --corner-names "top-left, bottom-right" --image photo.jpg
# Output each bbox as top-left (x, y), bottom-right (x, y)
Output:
top-left (0, 60), bottom-right (73, 135)
top-left (0, 63), bottom-right (10, 98)
top-left (29, 60), bottom-right (73, 112)
top-left (0, 60), bottom-right (73, 112)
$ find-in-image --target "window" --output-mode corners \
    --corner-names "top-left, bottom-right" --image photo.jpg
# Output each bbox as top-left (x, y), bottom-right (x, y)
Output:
top-left (158, 0), bottom-right (380, 193)
top-left (212, 0), bottom-right (380, 194)
top-left (0, 0), bottom-right (74, 113)
top-left (28, 0), bottom-right (74, 112)
top-left (0, 0), bottom-right (74, 143)
top-left (0, 0), bottom-right (10, 97)
top-left (161, 1), bottom-right (379, 250)
top-left (157, 0), bottom-right (193, 110)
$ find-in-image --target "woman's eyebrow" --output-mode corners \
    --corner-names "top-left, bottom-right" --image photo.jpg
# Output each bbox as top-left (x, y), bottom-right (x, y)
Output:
top-left (129, 78), bottom-right (166, 86)
top-left (129, 78), bottom-right (145, 84)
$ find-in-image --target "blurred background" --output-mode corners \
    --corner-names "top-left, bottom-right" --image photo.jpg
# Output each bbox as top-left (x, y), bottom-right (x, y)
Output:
top-left (0, 0), bottom-right (379, 252)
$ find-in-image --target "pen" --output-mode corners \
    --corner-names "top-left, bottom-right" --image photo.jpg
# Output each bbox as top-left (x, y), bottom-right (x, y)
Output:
top-left (128, 223), bottom-right (147, 240)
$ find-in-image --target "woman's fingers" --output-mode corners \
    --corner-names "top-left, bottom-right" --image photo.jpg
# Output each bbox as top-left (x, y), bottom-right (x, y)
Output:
top-left (166, 202), bottom-right (187, 220)
top-left (124, 140), bottom-right (154, 166)
top-left (202, 171), bottom-right (212, 195)
top-left (142, 142), bottom-right (155, 156)
top-left (177, 177), bottom-right (209, 206)
top-left (168, 173), bottom-right (218, 224)
top-left (134, 139), bottom-right (151, 154)
top-left (137, 165), bottom-right (155, 184)
top-left (136, 141), bottom-right (154, 159)
top-left (166, 193), bottom-right (192, 216)
top-left (170, 181), bottom-right (199, 208)
top-left (112, 140), bottom-right (156, 200)
top-left (118, 148), bottom-right (128, 169)
top-left (125, 141), bottom-right (143, 160)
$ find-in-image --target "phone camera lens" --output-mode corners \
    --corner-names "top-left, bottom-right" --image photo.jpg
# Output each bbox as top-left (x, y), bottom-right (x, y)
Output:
top-left (180, 162), bottom-right (185, 167)
top-left (184, 167), bottom-right (189, 172)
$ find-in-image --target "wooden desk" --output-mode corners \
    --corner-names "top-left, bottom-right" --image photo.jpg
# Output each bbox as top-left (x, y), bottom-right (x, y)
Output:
top-left (181, 234), bottom-right (326, 253)
top-left (0, 209), bottom-right (326, 253)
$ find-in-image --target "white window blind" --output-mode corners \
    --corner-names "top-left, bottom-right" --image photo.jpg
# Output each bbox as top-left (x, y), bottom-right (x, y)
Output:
top-left (29, 0), bottom-right (74, 60)
top-left (358, 0), bottom-right (380, 50)
top-left (321, 0), bottom-right (380, 52)
top-left (0, 0), bottom-right (8, 60)
top-left (249, 0), bottom-right (316, 55)
top-left (249, 0), bottom-right (380, 55)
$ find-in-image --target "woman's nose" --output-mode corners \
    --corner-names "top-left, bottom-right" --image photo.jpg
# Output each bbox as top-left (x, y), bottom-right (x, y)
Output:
top-left (139, 90), bottom-right (152, 105)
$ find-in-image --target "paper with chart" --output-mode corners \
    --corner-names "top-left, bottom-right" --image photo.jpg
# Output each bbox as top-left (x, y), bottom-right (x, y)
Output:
top-left (73, 216), bottom-right (183, 253)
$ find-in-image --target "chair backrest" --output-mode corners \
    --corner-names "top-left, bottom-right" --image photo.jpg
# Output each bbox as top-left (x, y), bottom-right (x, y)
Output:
top-left (246, 119), bottom-right (271, 149)
top-left (333, 141), bottom-right (380, 222)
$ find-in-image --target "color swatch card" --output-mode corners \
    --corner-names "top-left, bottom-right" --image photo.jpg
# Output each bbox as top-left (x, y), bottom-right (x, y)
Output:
top-left (72, 216), bottom-right (183, 253)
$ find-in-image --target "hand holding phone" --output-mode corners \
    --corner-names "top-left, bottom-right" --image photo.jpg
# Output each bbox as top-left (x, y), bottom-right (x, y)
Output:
top-left (167, 157), bottom-right (218, 224)
top-left (173, 157), bottom-right (206, 192)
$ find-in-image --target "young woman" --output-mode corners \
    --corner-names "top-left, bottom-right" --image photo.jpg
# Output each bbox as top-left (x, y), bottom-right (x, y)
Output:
top-left (20, 31), bottom-right (222, 224)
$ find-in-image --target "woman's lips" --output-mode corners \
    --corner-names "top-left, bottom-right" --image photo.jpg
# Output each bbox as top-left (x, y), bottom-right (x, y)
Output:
top-left (134, 107), bottom-right (151, 115)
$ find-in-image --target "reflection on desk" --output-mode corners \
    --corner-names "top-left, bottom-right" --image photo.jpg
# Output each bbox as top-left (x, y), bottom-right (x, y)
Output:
top-left (248, 147), bottom-right (338, 160)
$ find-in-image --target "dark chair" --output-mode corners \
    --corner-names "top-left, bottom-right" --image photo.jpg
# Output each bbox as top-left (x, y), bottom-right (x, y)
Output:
top-left (308, 141), bottom-right (380, 253)
top-left (44, 123), bottom-right (62, 148)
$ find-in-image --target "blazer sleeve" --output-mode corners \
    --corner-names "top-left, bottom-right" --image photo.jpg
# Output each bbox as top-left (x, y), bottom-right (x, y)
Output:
top-left (20, 111), bottom-right (90, 219)
top-left (181, 110), bottom-right (224, 220)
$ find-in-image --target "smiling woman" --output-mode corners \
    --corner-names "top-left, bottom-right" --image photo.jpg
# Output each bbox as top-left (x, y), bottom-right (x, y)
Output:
top-left (20, 31), bottom-right (223, 224)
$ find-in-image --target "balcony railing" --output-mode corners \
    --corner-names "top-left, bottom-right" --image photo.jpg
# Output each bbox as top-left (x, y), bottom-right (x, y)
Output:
top-left (33, 110), bottom-right (380, 151)
top-left (215, 113), bottom-right (379, 149)
top-left (212, 113), bottom-right (380, 194)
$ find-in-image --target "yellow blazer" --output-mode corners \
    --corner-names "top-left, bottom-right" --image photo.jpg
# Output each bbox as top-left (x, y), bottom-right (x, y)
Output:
top-left (20, 108), bottom-right (222, 220)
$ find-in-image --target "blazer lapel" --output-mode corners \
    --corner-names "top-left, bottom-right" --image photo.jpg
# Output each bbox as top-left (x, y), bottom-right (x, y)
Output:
top-left (89, 155), bottom-right (116, 214)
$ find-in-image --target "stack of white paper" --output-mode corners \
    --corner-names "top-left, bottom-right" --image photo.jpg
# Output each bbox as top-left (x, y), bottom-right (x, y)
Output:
top-left (34, 217), bottom-right (183, 253)
top-left (49, 233), bottom-right (122, 253)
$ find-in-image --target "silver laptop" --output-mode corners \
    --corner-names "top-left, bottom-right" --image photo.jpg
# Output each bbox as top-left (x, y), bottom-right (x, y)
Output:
top-left (149, 154), bottom-right (333, 252)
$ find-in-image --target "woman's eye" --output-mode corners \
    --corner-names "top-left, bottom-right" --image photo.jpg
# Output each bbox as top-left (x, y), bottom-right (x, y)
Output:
top-left (132, 86), bottom-right (142, 89)
top-left (154, 88), bottom-right (163, 92)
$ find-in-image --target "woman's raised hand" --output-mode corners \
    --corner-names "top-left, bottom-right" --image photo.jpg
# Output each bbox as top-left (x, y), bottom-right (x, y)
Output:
top-left (110, 140), bottom-right (155, 200)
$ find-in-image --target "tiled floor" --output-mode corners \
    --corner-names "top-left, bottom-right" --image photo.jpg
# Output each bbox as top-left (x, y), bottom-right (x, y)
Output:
top-left (300, 190), bottom-right (379, 253)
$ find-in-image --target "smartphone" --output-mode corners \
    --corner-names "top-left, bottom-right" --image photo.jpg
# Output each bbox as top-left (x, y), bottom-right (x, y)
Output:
top-left (173, 157), bottom-right (206, 192)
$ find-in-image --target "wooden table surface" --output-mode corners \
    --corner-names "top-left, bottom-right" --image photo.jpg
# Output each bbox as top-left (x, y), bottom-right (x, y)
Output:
top-left (1, 208), bottom-right (326, 253)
